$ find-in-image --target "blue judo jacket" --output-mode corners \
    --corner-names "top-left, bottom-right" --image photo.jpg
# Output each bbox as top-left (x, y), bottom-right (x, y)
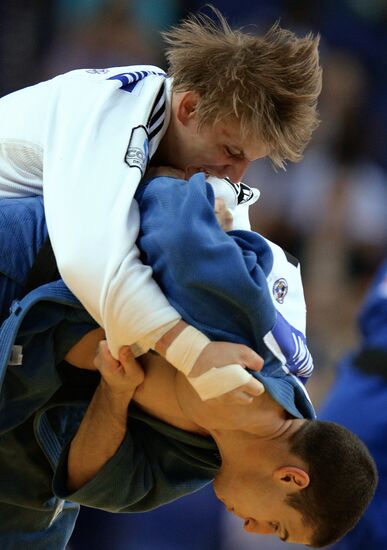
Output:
top-left (0, 180), bottom-right (315, 547)
top-left (0, 179), bottom-right (315, 421)
top-left (136, 174), bottom-right (315, 419)
top-left (0, 197), bottom-right (220, 549)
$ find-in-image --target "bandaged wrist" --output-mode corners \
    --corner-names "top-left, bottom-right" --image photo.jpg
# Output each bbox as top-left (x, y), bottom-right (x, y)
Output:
top-left (165, 326), bottom-right (210, 376)
top-left (134, 319), bottom-right (182, 357)
top-left (188, 364), bottom-right (253, 400)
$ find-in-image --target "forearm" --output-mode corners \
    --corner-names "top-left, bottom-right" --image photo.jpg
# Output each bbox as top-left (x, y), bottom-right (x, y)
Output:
top-left (67, 381), bottom-right (133, 492)
top-left (46, 162), bottom-right (182, 358)
top-left (153, 320), bottom-right (188, 356)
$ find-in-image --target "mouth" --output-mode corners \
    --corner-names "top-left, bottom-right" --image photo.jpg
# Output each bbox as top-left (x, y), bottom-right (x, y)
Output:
top-left (222, 502), bottom-right (241, 518)
top-left (185, 166), bottom-right (212, 179)
top-left (226, 506), bottom-right (248, 524)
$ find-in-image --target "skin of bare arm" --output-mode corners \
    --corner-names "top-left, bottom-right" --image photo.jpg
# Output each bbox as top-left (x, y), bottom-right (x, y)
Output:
top-left (64, 324), bottom-right (264, 407)
top-left (64, 330), bottom-right (273, 438)
top-left (65, 341), bottom-right (316, 548)
top-left (64, 327), bottom-right (105, 370)
top-left (65, 333), bottom-right (288, 487)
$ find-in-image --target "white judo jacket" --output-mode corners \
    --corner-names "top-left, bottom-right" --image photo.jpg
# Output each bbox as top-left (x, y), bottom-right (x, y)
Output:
top-left (0, 66), bottom-right (182, 356)
top-left (0, 66), bottom-right (310, 380)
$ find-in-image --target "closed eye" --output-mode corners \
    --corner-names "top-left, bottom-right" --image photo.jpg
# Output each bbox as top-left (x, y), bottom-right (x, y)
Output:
top-left (225, 146), bottom-right (244, 160)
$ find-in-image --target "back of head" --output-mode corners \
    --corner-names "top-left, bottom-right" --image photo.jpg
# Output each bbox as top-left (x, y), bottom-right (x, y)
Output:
top-left (162, 7), bottom-right (322, 168)
top-left (287, 420), bottom-right (378, 547)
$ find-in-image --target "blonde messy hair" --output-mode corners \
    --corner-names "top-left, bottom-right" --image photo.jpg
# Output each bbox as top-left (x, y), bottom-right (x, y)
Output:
top-left (162, 9), bottom-right (322, 168)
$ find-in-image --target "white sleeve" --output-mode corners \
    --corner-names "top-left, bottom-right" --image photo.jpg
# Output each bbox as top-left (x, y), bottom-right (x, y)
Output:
top-left (41, 72), bottom-right (181, 356)
top-left (0, 81), bottom-right (48, 197)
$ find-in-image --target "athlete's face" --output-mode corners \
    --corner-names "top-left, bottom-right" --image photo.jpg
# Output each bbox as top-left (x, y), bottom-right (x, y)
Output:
top-left (174, 92), bottom-right (269, 182)
top-left (213, 468), bottom-right (314, 545)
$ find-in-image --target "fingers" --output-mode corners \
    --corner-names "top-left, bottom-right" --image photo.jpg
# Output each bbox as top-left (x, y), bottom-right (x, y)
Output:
top-left (209, 378), bottom-right (265, 406)
top-left (118, 346), bottom-right (145, 386)
top-left (227, 378), bottom-right (265, 405)
top-left (240, 347), bottom-right (264, 372)
top-left (209, 390), bottom-right (253, 406)
top-left (230, 392), bottom-right (254, 405)
top-left (214, 198), bottom-right (234, 231)
top-left (118, 346), bottom-right (134, 366)
top-left (243, 377), bottom-right (265, 397)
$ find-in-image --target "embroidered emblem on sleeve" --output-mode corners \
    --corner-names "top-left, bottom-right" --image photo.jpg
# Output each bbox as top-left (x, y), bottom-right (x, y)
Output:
top-left (273, 278), bottom-right (288, 304)
top-left (85, 68), bottom-right (109, 74)
top-left (125, 125), bottom-right (149, 176)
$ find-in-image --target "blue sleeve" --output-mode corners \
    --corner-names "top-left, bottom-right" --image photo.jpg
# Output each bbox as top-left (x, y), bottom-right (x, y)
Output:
top-left (52, 406), bottom-right (218, 512)
top-left (0, 196), bottom-right (47, 322)
top-left (135, 174), bottom-right (316, 420)
top-left (136, 173), bottom-right (276, 359)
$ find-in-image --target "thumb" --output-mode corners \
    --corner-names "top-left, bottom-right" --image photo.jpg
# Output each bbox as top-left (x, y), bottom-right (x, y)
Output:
top-left (118, 345), bottom-right (134, 365)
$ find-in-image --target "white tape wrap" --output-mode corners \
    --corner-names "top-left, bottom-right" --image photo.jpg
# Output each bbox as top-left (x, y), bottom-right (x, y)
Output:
top-left (188, 364), bottom-right (253, 400)
top-left (166, 326), bottom-right (211, 376)
top-left (165, 326), bottom-right (259, 400)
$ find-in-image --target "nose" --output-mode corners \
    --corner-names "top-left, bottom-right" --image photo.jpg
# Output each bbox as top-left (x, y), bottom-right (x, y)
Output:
top-left (224, 158), bottom-right (250, 183)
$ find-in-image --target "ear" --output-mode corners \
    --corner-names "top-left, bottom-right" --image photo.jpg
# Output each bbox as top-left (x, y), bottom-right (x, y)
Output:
top-left (273, 466), bottom-right (310, 491)
top-left (176, 92), bottom-right (200, 126)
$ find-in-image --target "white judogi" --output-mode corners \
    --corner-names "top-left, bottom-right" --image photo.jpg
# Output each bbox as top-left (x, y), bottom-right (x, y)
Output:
top-left (0, 66), bottom-right (181, 356)
top-left (0, 66), bottom-right (312, 385)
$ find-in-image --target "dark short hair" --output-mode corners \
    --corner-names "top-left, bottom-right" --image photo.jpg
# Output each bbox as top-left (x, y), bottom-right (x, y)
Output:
top-left (287, 420), bottom-right (378, 547)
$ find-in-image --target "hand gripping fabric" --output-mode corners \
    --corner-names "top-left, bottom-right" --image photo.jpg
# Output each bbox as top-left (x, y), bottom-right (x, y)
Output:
top-left (263, 311), bottom-right (314, 380)
top-left (166, 326), bottom-right (253, 400)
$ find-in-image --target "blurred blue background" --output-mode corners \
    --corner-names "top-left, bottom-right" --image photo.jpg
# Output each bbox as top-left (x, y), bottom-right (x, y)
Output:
top-left (1, 1), bottom-right (385, 548)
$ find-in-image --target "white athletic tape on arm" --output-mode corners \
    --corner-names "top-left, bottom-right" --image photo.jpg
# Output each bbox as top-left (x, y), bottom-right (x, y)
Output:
top-left (188, 364), bottom-right (253, 400)
top-left (166, 326), bottom-right (211, 376)
top-left (165, 326), bottom-right (256, 400)
top-left (134, 319), bottom-right (182, 357)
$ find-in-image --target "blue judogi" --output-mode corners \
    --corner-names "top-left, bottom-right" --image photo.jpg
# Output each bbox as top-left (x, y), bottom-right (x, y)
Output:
top-left (136, 174), bottom-right (315, 419)
top-left (0, 197), bottom-right (219, 548)
top-left (0, 196), bottom-right (48, 321)
top-left (319, 259), bottom-right (387, 550)
top-left (0, 181), bottom-right (315, 547)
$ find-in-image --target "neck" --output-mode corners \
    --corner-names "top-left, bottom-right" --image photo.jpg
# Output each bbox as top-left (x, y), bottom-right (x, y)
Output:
top-left (175, 372), bottom-right (294, 438)
top-left (210, 419), bottom-right (306, 468)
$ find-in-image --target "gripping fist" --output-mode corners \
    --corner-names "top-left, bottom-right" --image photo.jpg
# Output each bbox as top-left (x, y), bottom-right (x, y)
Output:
top-left (94, 341), bottom-right (145, 396)
top-left (157, 322), bottom-right (265, 404)
top-left (189, 341), bottom-right (265, 404)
